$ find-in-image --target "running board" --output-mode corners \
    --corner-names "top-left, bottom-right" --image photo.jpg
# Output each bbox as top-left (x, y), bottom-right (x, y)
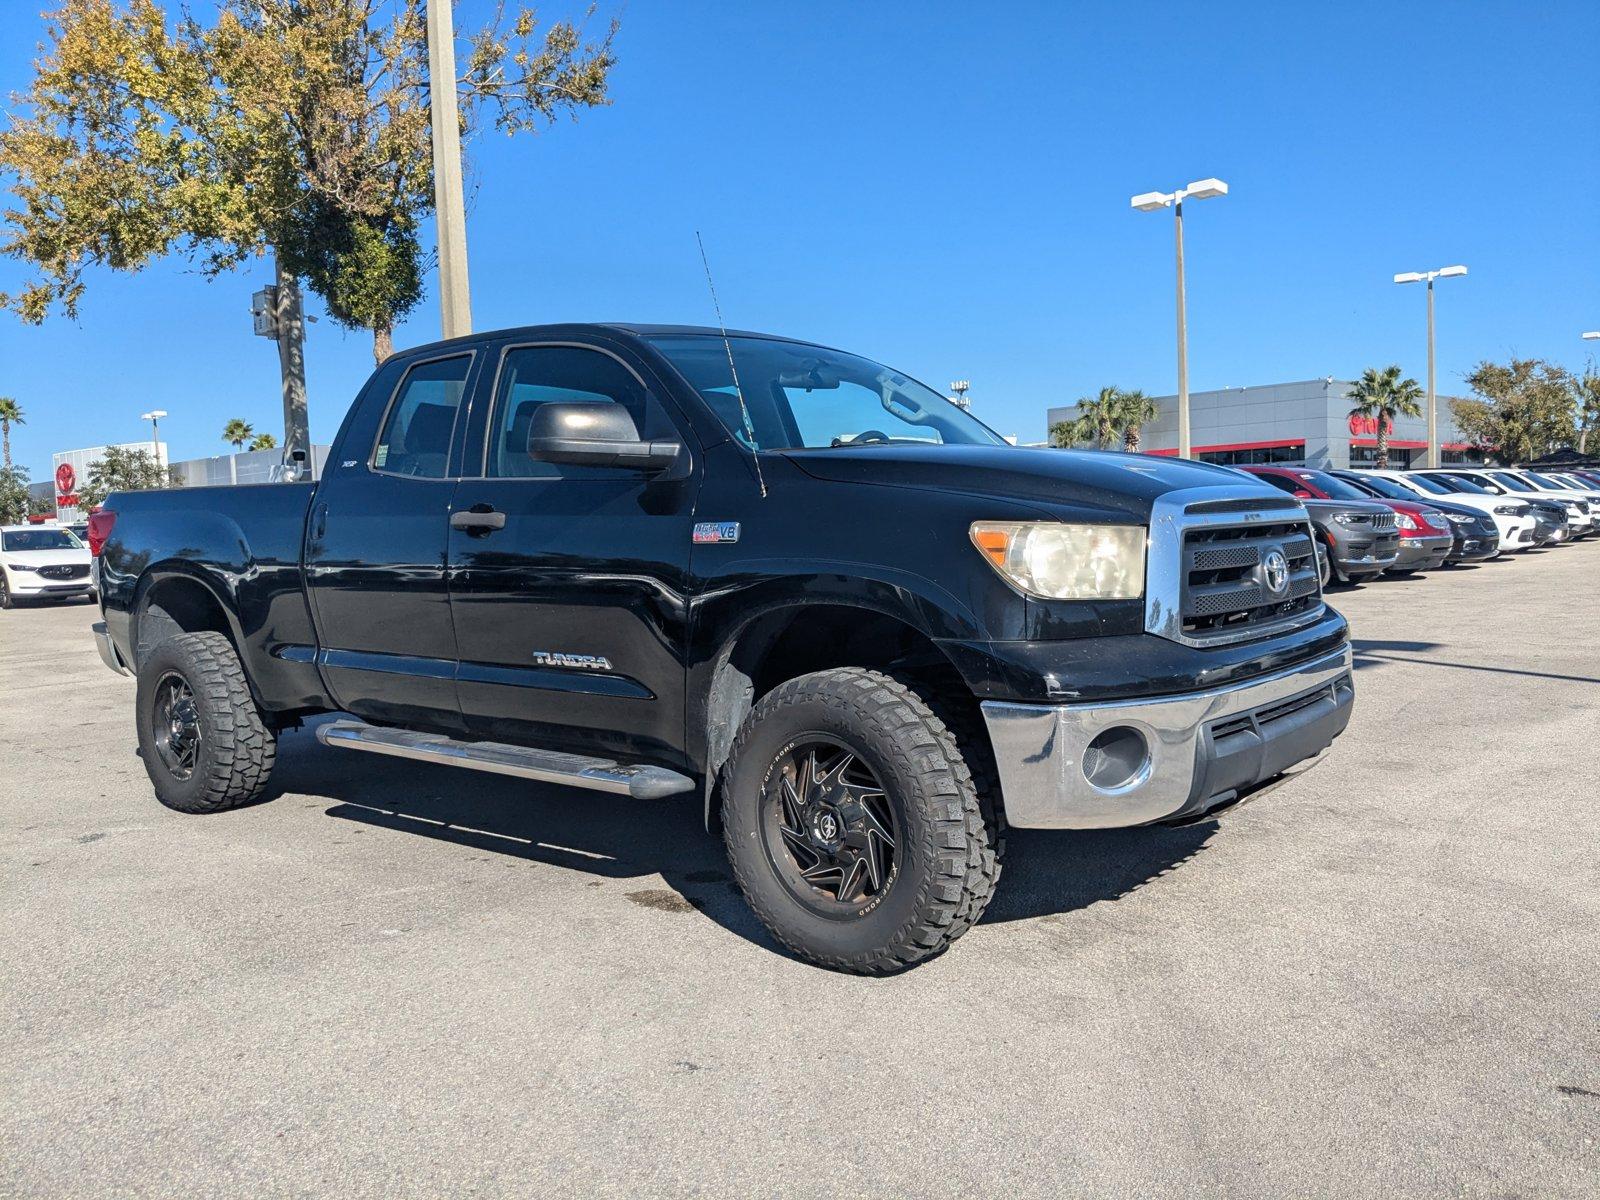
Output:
top-left (314, 720), bottom-right (695, 800)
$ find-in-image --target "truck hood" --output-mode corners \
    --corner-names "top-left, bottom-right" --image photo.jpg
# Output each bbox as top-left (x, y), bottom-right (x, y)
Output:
top-left (782, 445), bottom-right (1287, 520)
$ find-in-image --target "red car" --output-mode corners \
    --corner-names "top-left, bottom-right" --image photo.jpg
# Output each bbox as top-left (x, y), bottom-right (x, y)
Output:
top-left (1241, 466), bottom-right (1455, 576)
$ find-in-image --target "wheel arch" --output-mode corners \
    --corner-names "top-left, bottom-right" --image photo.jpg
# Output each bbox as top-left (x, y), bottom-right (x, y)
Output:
top-left (131, 566), bottom-right (246, 673)
top-left (696, 596), bottom-right (989, 830)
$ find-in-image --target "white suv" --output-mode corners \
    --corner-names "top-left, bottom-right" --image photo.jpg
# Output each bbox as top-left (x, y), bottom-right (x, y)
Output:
top-left (1346, 469), bottom-right (1539, 550)
top-left (1428, 469), bottom-right (1595, 539)
top-left (0, 524), bottom-right (95, 608)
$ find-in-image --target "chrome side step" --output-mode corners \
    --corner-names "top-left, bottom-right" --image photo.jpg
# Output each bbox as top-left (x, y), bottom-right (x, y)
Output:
top-left (314, 720), bottom-right (695, 800)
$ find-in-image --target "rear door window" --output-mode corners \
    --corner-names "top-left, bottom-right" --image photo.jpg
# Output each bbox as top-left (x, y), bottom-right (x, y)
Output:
top-left (373, 355), bottom-right (472, 478)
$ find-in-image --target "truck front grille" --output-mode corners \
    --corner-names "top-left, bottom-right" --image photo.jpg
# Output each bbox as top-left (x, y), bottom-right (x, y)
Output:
top-left (1145, 489), bottom-right (1327, 649)
top-left (1180, 522), bottom-right (1321, 639)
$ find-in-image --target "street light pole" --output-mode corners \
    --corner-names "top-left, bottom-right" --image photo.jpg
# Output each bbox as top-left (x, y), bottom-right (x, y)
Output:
top-left (1174, 196), bottom-right (1188, 459)
top-left (426, 0), bottom-right (472, 339)
top-left (1132, 178), bottom-right (1228, 459)
top-left (1393, 265), bottom-right (1466, 469)
top-left (139, 409), bottom-right (167, 482)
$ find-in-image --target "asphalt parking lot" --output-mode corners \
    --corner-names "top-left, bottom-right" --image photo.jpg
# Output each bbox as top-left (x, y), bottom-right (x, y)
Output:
top-left (3, 547), bottom-right (1597, 1198)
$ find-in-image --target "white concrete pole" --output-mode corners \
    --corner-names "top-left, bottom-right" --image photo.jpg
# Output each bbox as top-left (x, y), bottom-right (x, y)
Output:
top-left (427, 0), bottom-right (473, 338)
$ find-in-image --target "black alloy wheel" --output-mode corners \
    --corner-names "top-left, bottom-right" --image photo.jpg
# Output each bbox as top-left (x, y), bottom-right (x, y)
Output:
top-left (151, 671), bottom-right (203, 781)
top-left (762, 739), bottom-right (898, 917)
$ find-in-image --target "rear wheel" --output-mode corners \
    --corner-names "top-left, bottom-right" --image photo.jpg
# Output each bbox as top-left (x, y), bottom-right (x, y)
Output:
top-left (136, 631), bottom-right (277, 813)
top-left (720, 667), bottom-right (999, 974)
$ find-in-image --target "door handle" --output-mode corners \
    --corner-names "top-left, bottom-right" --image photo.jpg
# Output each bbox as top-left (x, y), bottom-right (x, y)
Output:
top-left (451, 506), bottom-right (507, 533)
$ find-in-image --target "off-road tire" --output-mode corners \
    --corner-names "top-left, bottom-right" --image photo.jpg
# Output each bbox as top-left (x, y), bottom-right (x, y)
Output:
top-left (136, 632), bottom-right (277, 814)
top-left (720, 667), bottom-right (999, 974)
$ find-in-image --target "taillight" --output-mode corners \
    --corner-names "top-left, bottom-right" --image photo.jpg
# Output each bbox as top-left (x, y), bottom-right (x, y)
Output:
top-left (87, 510), bottom-right (116, 557)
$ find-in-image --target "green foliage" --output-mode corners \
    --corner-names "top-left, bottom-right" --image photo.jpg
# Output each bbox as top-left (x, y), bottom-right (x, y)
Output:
top-left (1115, 389), bottom-right (1159, 452)
top-left (1575, 368), bottom-right (1600, 455)
top-left (222, 417), bottom-right (254, 449)
top-left (0, 396), bottom-right (23, 468)
top-left (248, 431), bottom-right (277, 451)
top-left (1, 0), bottom-right (619, 359)
top-left (0, 464), bottom-right (31, 524)
top-left (1454, 358), bottom-right (1579, 463)
top-left (79, 445), bottom-right (166, 508)
top-left (1346, 365), bottom-right (1423, 469)
top-left (1050, 387), bottom-right (1157, 451)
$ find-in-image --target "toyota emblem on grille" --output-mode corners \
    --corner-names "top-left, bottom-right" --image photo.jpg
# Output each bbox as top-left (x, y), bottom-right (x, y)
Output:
top-left (1262, 548), bottom-right (1290, 596)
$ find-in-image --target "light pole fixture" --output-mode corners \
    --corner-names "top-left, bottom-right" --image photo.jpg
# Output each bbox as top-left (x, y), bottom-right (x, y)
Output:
top-left (1394, 265), bottom-right (1467, 469)
top-left (139, 410), bottom-right (167, 468)
top-left (950, 380), bottom-right (971, 409)
top-left (1131, 178), bottom-right (1229, 458)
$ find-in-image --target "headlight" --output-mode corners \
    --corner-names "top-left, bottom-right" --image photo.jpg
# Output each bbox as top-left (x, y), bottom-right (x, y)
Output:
top-left (970, 522), bottom-right (1146, 600)
top-left (1493, 505), bottom-right (1521, 515)
top-left (1445, 513), bottom-right (1473, 525)
top-left (6, 562), bottom-right (39, 572)
top-left (1422, 514), bottom-right (1450, 531)
top-left (1395, 513), bottom-right (1417, 531)
top-left (1333, 512), bottom-right (1367, 526)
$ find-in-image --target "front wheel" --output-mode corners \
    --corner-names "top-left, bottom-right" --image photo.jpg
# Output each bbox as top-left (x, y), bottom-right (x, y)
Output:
top-left (135, 631), bottom-right (277, 813)
top-left (720, 668), bottom-right (1000, 974)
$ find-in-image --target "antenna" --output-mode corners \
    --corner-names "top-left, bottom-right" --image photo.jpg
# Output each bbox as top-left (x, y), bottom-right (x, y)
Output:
top-left (696, 231), bottom-right (767, 499)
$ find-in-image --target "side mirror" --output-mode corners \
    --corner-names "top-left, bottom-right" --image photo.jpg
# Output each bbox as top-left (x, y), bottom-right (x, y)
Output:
top-left (527, 401), bottom-right (681, 472)
top-left (1293, 488), bottom-right (1314, 499)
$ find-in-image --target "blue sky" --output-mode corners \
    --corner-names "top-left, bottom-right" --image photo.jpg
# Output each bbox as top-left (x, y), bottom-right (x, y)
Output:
top-left (2, 0), bottom-right (1597, 476)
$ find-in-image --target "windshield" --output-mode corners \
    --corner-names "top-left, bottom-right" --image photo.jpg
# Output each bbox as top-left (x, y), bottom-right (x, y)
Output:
top-left (1338, 473), bottom-right (1410, 501)
top-left (1487, 471), bottom-right (1535, 493)
top-left (1520, 471), bottom-right (1566, 490)
top-left (647, 335), bottom-right (1008, 451)
top-left (1422, 473), bottom-right (1487, 495)
top-left (2, 528), bottom-right (81, 551)
top-left (1398, 473), bottom-right (1452, 496)
top-left (1296, 470), bottom-right (1375, 502)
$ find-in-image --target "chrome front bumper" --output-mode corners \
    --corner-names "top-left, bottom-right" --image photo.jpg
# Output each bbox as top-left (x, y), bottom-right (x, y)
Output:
top-left (981, 644), bottom-right (1354, 830)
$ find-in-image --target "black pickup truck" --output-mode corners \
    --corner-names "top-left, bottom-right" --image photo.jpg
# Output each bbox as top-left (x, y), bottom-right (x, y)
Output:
top-left (91, 323), bottom-right (1354, 973)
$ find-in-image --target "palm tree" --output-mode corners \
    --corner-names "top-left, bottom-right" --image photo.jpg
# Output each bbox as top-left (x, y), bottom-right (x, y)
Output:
top-left (249, 432), bottom-right (278, 451)
top-left (1114, 389), bottom-right (1160, 452)
top-left (222, 418), bottom-right (254, 450)
top-left (1346, 366), bottom-right (1424, 468)
top-left (0, 397), bottom-right (23, 469)
top-left (1073, 386), bottom-right (1122, 449)
top-left (1049, 416), bottom-right (1091, 448)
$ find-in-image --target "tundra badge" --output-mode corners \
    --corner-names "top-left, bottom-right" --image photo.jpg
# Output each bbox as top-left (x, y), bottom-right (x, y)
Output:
top-left (532, 651), bottom-right (613, 671)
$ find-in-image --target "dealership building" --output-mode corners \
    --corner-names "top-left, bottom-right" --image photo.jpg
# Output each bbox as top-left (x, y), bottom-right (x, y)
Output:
top-left (26, 442), bottom-right (329, 521)
top-left (1047, 378), bottom-right (1486, 469)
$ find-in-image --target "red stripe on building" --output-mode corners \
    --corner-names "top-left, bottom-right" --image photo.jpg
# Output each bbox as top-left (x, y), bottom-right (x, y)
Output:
top-left (1349, 438), bottom-right (1472, 451)
top-left (1145, 438), bottom-right (1306, 458)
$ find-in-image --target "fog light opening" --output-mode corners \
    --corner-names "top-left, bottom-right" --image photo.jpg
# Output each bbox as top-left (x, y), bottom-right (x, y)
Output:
top-left (1082, 726), bottom-right (1150, 792)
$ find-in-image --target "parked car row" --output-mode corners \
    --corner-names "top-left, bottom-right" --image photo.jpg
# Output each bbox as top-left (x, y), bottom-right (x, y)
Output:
top-left (0, 523), bottom-right (96, 609)
top-left (1234, 465), bottom-right (1599, 586)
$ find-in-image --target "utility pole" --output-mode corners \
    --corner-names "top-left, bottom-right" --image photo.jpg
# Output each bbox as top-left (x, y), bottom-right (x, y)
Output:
top-left (950, 380), bottom-right (971, 410)
top-left (1174, 197), bottom-right (1188, 460)
top-left (139, 409), bottom-right (167, 480)
top-left (427, 0), bottom-right (472, 338)
top-left (1393, 264), bottom-right (1467, 469)
top-left (1131, 179), bottom-right (1229, 460)
top-left (273, 253), bottom-right (311, 470)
